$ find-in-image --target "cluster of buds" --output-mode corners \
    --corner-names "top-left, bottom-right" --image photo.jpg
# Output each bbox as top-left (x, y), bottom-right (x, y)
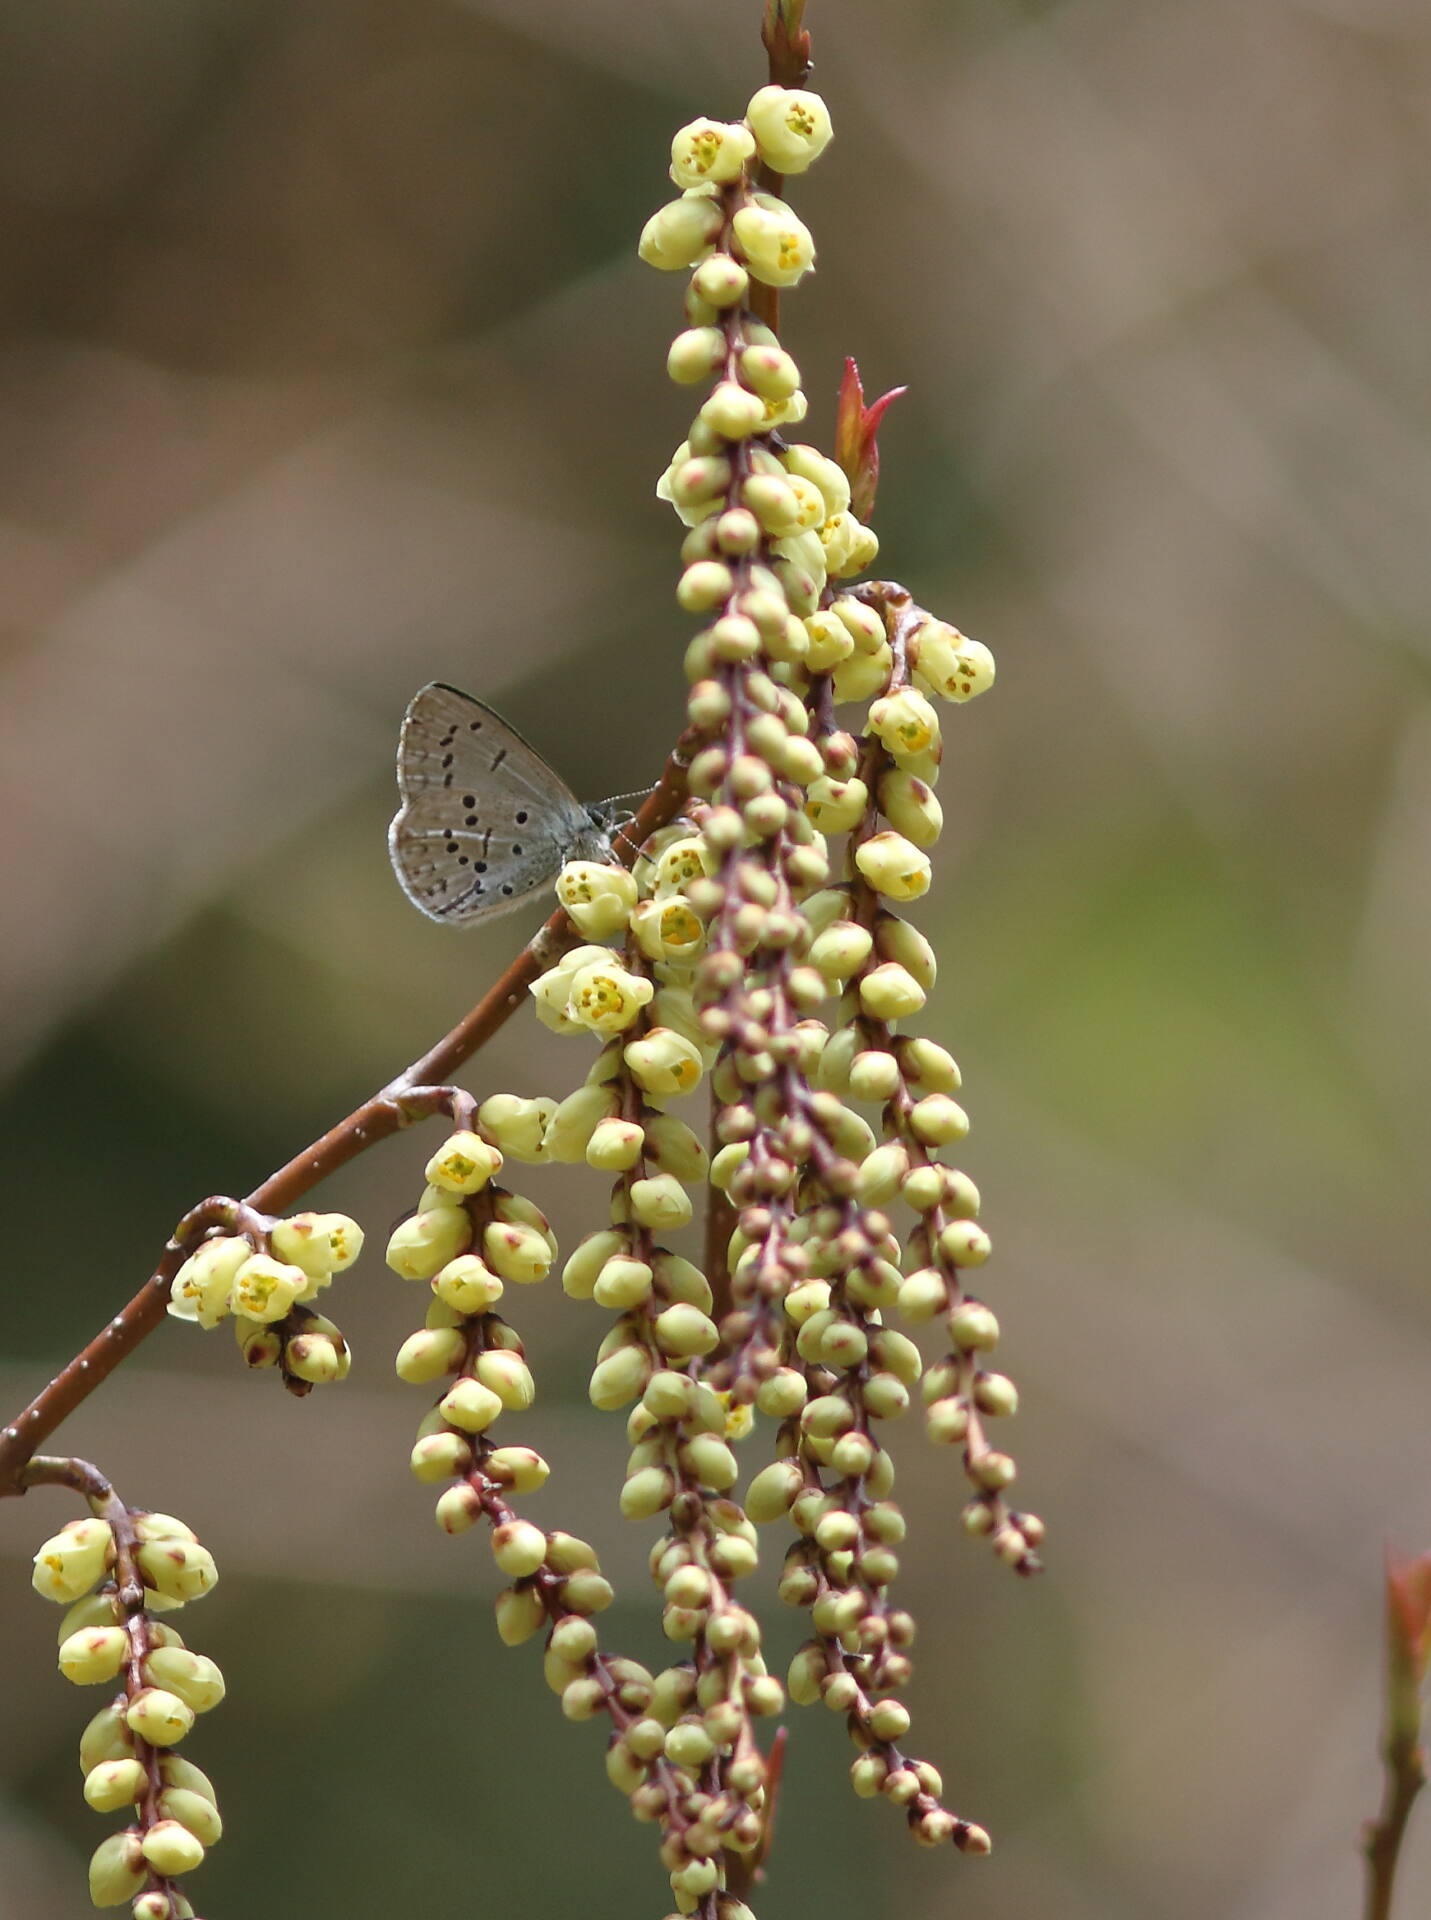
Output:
top-left (33, 1504), bottom-right (224, 1915)
top-left (166, 1208), bottom-right (361, 1392)
top-left (22, 50), bottom-right (1041, 1920)
top-left (541, 828), bottom-right (786, 1914)
top-left (634, 71), bottom-right (1036, 1878)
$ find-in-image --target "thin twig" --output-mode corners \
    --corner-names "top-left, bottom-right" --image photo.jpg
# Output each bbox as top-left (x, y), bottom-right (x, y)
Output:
top-left (1364, 1761), bottom-right (1425, 1920)
top-left (749, 0), bottom-right (815, 333)
top-left (1363, 1550), bottom-right (1431, 1920)
top-left (0, 740), bottom-right (695, 1497)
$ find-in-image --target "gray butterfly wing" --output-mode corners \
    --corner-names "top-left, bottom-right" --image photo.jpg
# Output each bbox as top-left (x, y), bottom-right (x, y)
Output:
top-left (389, 683), bottom-right (608, 924)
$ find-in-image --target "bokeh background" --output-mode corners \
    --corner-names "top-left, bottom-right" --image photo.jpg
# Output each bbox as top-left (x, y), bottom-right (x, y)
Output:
top-left (3, 0), bottom-right (1430, 1915)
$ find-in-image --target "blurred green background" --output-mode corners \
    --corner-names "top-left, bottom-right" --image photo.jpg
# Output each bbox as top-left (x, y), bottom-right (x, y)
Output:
top-left (2, 0), bottom-right (1429, 1915)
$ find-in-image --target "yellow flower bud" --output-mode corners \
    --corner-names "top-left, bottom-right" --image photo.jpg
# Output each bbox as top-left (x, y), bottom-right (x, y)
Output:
top-left (126, 1687), bottom-right (195, 1747)
top-left (477, 1093), bottom-right (556, 1163)
top-left (395, 1326), bottom-right (466, 1385)
top-left (898, 1035), bottom-right (962, 1093)
top-left (654, 1303), bottom-right (719, 1358)
top-left (565, 958), bottom-right (656, 1035)
top-left (676, 559), bottom-right (732, 614)
top-left (909, 620), bottom-right (997, 703)
top-left (157, 1755), bottom-right (217, 1799)
top-left (621, 1466), bottom-right (676, 1520)
top-left (593, 1256), bottom-right (655, 1311)
top-left (585, 1116), bottom-right (645, 1173)
top-left (437, 1377), bottom-right (503, 1434)
top-left (144, 1647), bottom-right (225, 1713)
top-left (898, 1268), bottom-right (951, 1322)
top-left (841, 1049), bottom-right (895, 1106)
top-left (653, 835), bottom-right (714, 895)
top-left (168, 1233), bottom-right (251, 1327)
top-left (132, 1511), bottom-right (197, 1545)
top-left (976, 1373), bottom-right (1020, 1417)
top-left (817, 510), bottom-right (862, 577)
top-left (670, 117), bottom-right (756, 188)
top-left (410, 1431), bottom-right (474, 1481)
top-left (830, 594), bottom-right (884, 650)
top-left (831, 641), bottom-right (893, 703)
top-left (808, 920), bottom-right (873, 981)
top-left (949, 1300), bottom-right (999, 1349)
top-left (859, 960), bottom-right (927, 1021)
top-left (229, 1253), bottom-right (306, 1324)
top-left (492, 1519), bottom-right (548, 1578)
top-left (756, 1369), bottom-right (807, 1418)
top-left (432, 1254), bottom-right (504, 1315)
top-left (692, 252), bottom-right (749, 306)
top-left (643, 1113), bottom-right (708, 1182)
top-left (941, 1218), bottom-right (992, 1268)
top-left (386, 1206), bottom-right (473, 1282)
top-left (740, 343), bottom-right (801, 401)
top-left (911, 1094), bottom-right (971, 1145)
top-left (57, 1593), bottom-right (119, 1641)
top-left (157, 1785), bottom-right (222, 1847)
top-left (495, 1584), bottom-right (547, 1646)
top-left (652, 1250), bottom-right (713, 1311)
top-left (544, 1083), bottom-right (622, 1164)
top-left (773, 530), bottom-right (827, 608)
top-left (731, 199), bottom-right (816, 289)
top-left (869, 688), bottom-right (941, 764)
top-left (631, 895), bottom-right (706, 965)
top-left (88, 1830), bottom-right (146, 1909)
top-left (802, 608), bottom-right (854, 672)
top-left (671, 453), bottom-right (732, 513)
top-left (32, 1518), bottom-right (113, 1604)
top-left (424, 1130), bottom-right (502, 1197)
top-left (878, 768), bottom-right (942, 846)
top-left (486, 1446), bottom-right (550, 1493)
top-left (804, 775), bottom-right (868, 835)
top-left (667, 324), bottom-right (726, 384)
top-left (628, 1174), bottom-right (694, 1232)
top-left (740, 472), bottom-right (804, 536)
top-left (624, 1026), bottom-right (705, 1098)
top-left (589, 1344), bottom-right (652, 1411)
top-left (701, 379), bottom-right (768, 440)
top-left (482, 1220), bottom-right (552, 1285)
top-left (782, 442), bottom-right (850, 517)
top-left (79, 1704), bottom-right (135, 1773)
top-left (142, 1818), bottom-right (206, 1876)
top-left (781, 734), bottom-right (825, 786)
top-left (638, 192), bottom-right (724, 271)
top-left (562, 1228), bottom-right (629, 1300)
top-left (744, 85), bottom-right (834, 174)
top-left (848, 521), bottom-right (880, 573)
top-left (133, 1538), bottom-right (218, 1604)
top-left (270, 1211), bottom-right (364, 1278)
top-left (58, 1625), bottom-right (128, 1686)
top-left (474, 1349), bottom-right (537, 1411)
top-left (854, 832), bottom-right (931, 902)
top-left (83, 1758), bottom-right (148, 1812)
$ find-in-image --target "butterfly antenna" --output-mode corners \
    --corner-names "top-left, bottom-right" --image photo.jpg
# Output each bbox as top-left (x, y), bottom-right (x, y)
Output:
top-left (593, 784), bottom-right (665, 863)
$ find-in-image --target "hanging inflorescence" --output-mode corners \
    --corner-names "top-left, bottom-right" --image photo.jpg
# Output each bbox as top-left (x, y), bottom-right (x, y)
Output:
top-left (20, 45), bottom-right (1041, 1920)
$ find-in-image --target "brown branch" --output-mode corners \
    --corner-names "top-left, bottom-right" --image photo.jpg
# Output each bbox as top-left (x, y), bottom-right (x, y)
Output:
top-left (1364, 1550), bottom-right (1431, 1920)
top-left (1365, 1761), bottom-right (1425, 1920)
top-left (0, 740), bottom-right (695, 1497)
top-left (749, 0), bottom-right (815, 333)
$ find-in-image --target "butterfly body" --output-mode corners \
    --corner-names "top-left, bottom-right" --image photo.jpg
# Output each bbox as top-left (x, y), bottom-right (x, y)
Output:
top-left (388, 683), bottom-right (613, 925)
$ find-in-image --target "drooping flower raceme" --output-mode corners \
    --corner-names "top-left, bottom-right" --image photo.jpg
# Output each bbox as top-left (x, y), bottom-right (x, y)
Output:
top-left (30, 56), bottom-right (1040, 1920)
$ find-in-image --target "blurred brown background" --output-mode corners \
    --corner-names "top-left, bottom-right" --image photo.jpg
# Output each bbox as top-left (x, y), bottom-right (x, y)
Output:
top-left (2, 0), bottom-right (1429, 1915)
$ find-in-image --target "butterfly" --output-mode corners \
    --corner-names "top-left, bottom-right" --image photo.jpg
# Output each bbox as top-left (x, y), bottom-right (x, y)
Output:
top-left (387, 682), bottom-right (627, 925)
